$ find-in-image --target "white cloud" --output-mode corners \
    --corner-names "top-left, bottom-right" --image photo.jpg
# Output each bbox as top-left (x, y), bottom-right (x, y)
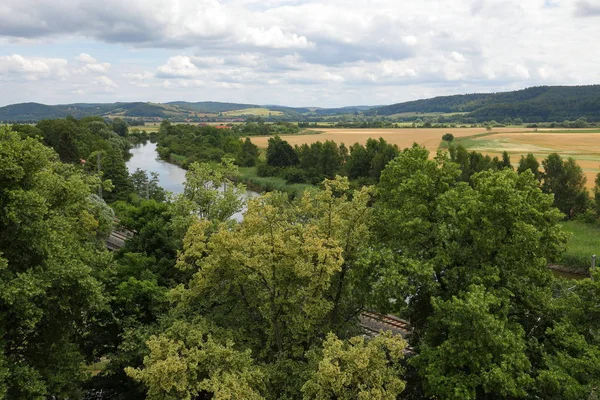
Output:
top-left (0, 54), bottom-right (69, 80)
top-left (0, 0), bottom-right (599, 106)
top-left (75, 53), bottom-right (111, 74)
top-left (123, 71), bottom-right (153, 80)
top-left (76, 53), bottom-right (97, 64)
top-left (156, 56), bottom-right (205, 78)
top-left (93, 76), bottom-right (118, 88)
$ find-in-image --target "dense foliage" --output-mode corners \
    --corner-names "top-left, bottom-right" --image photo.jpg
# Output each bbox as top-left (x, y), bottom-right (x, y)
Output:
top-left (0, 127), bottom-right (111, 398)
top-left (2, 118), bottom-right (600, 399)
top-left (260, 136), bottom-right (399, 186)
top-left (367, 85), bottom-right (600, 122)
top-left (155, 121), bottom-right (260, 168)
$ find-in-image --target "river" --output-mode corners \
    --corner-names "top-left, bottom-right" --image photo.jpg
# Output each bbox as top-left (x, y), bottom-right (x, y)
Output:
top-left (126, 141), bottom-right (260, 221)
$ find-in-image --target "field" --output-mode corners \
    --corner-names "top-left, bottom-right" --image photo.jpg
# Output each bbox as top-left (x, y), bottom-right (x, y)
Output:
top-left (452, 129), bottom-right (600, 189)
top-left (560, 221), bottom-right (600, 271)
top-left (223, 108), bottom-right (284, 117)
top-left (238, 167), bottom-right (313, 198)
top-left (249, 127), bottom-right (540, 154)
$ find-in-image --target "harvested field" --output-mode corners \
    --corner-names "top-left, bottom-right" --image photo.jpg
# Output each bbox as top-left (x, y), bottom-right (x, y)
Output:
top-left (455, 130), bottom-right (600, 189)
top-left (249, 127), bottom-right (537, 154)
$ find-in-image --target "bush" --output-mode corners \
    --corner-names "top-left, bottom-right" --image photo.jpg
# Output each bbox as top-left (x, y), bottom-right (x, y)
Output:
top-left (442, 133), bottom-right (454, 142)
top-left (256, 162), bottom-right (281, 177)
top-left (282, 167), bottom-right (308, 184)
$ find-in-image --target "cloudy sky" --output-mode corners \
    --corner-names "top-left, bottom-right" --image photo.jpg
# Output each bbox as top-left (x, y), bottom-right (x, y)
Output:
top-left (0, 0), bottom-right (599, 107)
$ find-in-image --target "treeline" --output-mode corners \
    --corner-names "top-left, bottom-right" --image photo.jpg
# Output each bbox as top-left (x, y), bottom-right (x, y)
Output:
top-left (3, 125), bottom-right (600, 399)
top-left (155, 120), bottom-right (260, 168)
top-left (231, 119), bottom-right (301, 136)
top-left (446, 144), bottom-right (595, 221)
top-left (10, 117), bottom-right (135, 202)
top-left (367, 85), bottom-right (600, 122)
top-left (257, 136), bottom-right (399, 185)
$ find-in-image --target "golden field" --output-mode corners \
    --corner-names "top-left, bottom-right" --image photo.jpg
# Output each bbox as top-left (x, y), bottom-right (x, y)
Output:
top-left (250, 127), bottom-right (600, 189)
top-left (454, 129), bottom-right (600, 189)
top-left (250, 127), bottom-right (537, 153)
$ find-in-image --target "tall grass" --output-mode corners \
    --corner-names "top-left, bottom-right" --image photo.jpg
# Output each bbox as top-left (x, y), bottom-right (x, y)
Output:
top-left (560, 220), bottom-right (600, 270)
top-left (238, 167), bottom-right (313, 199)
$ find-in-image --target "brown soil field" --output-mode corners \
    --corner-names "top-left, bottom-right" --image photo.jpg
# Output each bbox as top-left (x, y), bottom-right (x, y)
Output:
top-left (249, 127), bottom-right (537, 154)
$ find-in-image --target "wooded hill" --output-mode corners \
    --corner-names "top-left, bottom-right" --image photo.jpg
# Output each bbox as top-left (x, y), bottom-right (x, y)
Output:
top-left (1, 85), bottom-right (599, 122)
top-left (366, 85), bottom-right (600, 122)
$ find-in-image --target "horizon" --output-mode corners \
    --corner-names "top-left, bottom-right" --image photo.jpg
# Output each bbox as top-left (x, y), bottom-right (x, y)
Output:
top-left (3, 83), bottom-right (600, 109)
top-left (1, 1), bottom-right (600, 107)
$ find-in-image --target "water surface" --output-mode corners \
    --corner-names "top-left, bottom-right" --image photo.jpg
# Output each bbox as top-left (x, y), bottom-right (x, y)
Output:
top-left (126, 141), bottom-right (260, 221)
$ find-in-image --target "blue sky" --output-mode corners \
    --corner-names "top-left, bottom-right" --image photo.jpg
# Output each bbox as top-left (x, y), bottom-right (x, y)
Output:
top-left (0, 0), bottom-right (599, 107)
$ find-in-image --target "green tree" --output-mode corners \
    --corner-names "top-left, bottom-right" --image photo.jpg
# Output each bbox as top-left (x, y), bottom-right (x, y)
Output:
top-left (542, 153), bottom-right (589, 218)
top-left (501, 150), bottom-right (512, 169)
top-left (517, 153), bottom-right (541, 181)
top-left (239, 137), bottom-right (260, 167)
top-left (442, 133), bottom-right (454, 143)
top-left (130, 168), bottom-right (166, 202)
top-left (266, 135), bottom-right (299, 167)
top-left (171, 158), bottom-right (246, 229)
top-left (595, 171), bottom-right (600, 216)
top-left (141, 177), bottom-right (376, 398)
top-left (0, 127), bottom-right (107, 398)
top-left (112, 118), bottom-right (129, 137)
top-left (126, 320), bottom-right (265, 400)
top-left (302, 332), bottom-right (406, 400)
top-left (374, 145), bottom-right (568, 397)
top-left (412, 285), bottom-right (532, 400)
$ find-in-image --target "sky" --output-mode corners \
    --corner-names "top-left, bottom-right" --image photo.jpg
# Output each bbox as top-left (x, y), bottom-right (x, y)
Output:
top-left (0, 0), bottom-right (599, 107)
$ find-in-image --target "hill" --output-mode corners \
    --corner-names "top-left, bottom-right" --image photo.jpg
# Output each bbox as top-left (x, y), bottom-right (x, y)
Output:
top-left (2, 85), bottom-right (600, 122)
top-left (366, 85), bottom-right (600, 122)
top-left (166, 101), bottom-right (260, 113)
top-left (0, 102), bottom-right (69, 121)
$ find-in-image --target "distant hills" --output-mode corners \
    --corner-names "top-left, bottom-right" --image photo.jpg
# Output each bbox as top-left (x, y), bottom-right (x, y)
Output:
top-left (366, 85), bottom-right (600, 122)
top-left (1, 85), bottom-right (599, 122)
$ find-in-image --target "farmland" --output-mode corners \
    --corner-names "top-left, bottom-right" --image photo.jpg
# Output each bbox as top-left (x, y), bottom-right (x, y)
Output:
top-left (451, 129), bottom-right (600, 189)
top-left (249, 127), bottom-right (539, 154)
top-left (249, 127), bottom-right (600, 189)
top-left (223, 107), bottom-right (284, 116)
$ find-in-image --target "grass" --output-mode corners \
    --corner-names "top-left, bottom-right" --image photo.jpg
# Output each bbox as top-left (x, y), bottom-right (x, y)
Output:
top-left (223, 108), bottom-right (284, 117)
top-left (238, 167), bottom-right (314, 198)
top-left (84, 359), bottom-right (108, 376)
top-left (449, 129), bottom-right (600, 189)
top-left (559, 220), bottom-right (600, 270)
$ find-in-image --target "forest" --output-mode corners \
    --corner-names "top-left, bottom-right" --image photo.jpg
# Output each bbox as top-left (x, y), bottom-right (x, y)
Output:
top-left (2, 85), bottom-right (600, 124)
top-left (366, 85), bottom-right (600, 122)
top-left (1, 118), bottom-right (600, 400)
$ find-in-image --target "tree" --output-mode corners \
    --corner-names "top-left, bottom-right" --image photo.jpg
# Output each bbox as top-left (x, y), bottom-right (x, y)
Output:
top-left (302, 332), bottom-right (406, 400)
top-left (542, 153), bottom-right (589, 218)
top-left (126, 320), bottom-right (265, 400)
top-left (374, 145), bottom-right (569, 397)
top-left (238, 137), bottom-right (260, 167)
top-left (517, 153), bottom-right (541, 181)
top-left (112, 118), bottom-right (129, 137)
top-left (442, 133), bottom-right (454, 143)
top-left (0, 127), bottom-right (108, 398)
top-left (130, 168), bottom-right (166, 202)
top-left (266, 135), bottom-right (299, 167)
top-left (87, 148), bottom-right (134, 202)
top-left (412, 285), bottom-right (532, 400)
top-left (501, 150), bottom-right (512, 169)
top-left (595, 171), bottom-right (600, 217)
top-left (140, 177), bottom-right (376, 398)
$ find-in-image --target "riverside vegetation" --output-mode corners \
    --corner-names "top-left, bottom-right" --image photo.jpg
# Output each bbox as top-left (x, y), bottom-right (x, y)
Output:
top-left (1, 118), bottom-right (600, 399)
